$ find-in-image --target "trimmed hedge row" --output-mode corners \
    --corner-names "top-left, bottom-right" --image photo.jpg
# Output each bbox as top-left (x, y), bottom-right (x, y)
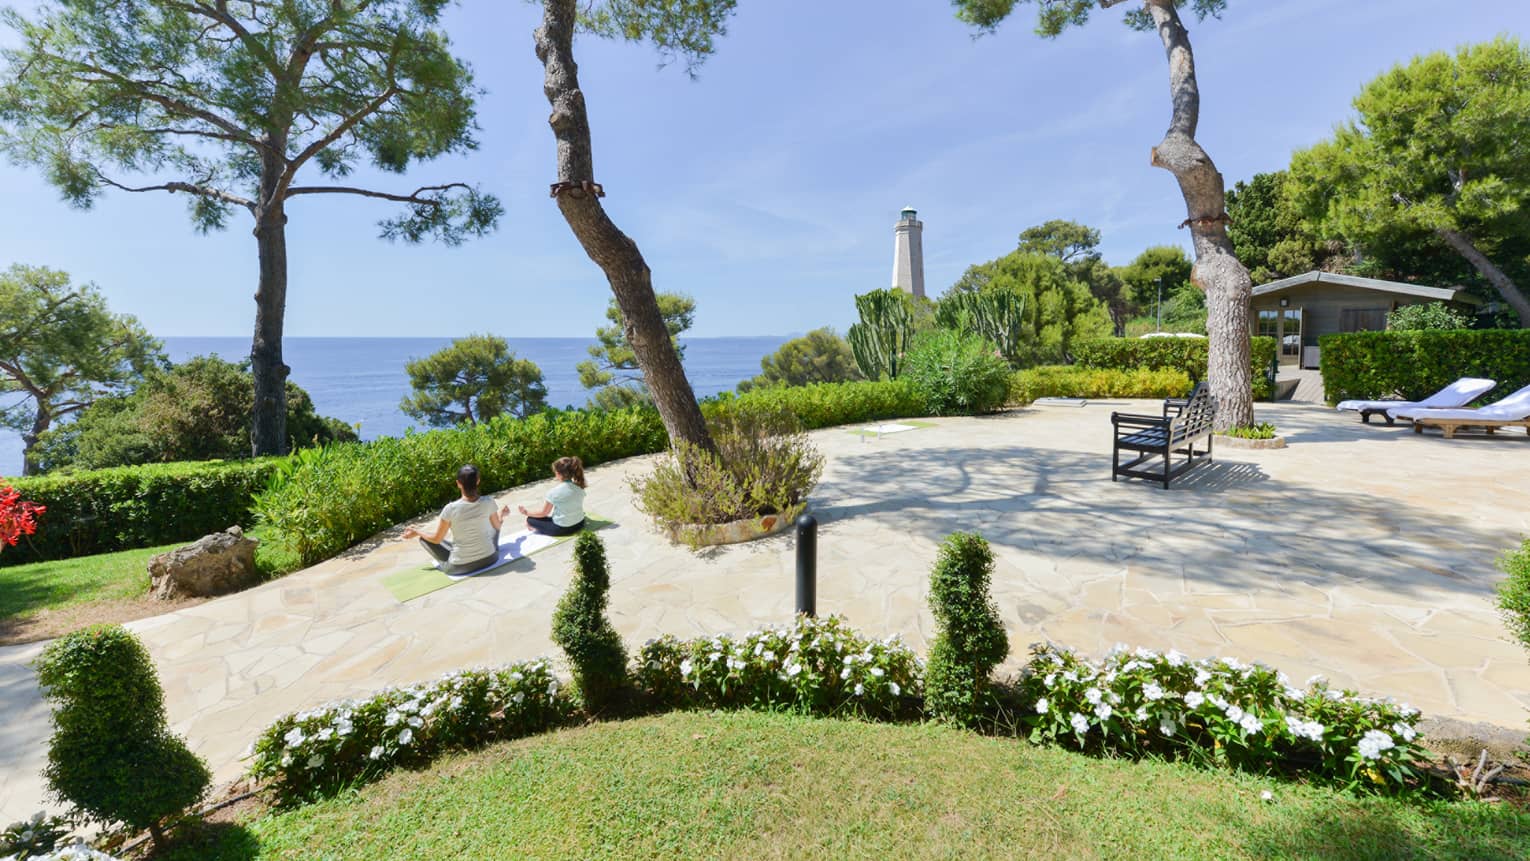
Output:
top-left (3, 459), bottom-right (282, 566)
top-left (1073, 336), bottom-right (1278, 400)
top-left (1008, 366), bottom-right (1193, 405)
top-left (1319, 329), bottom-right (1530, 404)
top-left (256, 381), bottom-right (934, 566)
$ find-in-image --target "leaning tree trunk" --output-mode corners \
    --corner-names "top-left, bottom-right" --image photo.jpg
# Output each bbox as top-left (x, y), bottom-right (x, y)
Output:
top-left (1145, 0), bottom-right (1253, 430)
top-left (1437, 228), bottom-right (1530, 326)
top-left (534, 0), bottom-right (716, 455)
top-left (250, 193), bottom-right (291, 458)
top-left (19, 401), bottom-right (50, 476)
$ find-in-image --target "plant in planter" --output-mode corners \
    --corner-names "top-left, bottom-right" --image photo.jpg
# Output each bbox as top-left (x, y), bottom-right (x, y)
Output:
top-left (632, 407), bottom-right (824, 548)
top-left (1217, 422), bottom-right (1278, 440)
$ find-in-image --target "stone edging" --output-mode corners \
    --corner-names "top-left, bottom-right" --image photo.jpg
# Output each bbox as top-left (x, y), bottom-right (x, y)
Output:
top-left (665, 505), bottom-right (805, 547)
top-left (1215, 434), bottom-right (1287, 450)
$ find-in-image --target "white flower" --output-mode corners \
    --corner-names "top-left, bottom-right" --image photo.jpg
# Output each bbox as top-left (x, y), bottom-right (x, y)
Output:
top-left (1134, 707), bottom-right (1149, 722)
top-left (1070, 713), bottom-right (1090, 734)
top-left (840, 667), bottom-right (851, 680)
top-left (1226, 704), bottom-right (1245, 723)
top-left (1393, 722), bottom-right (1417, 742)
top-left (398, 728), bottom-right (415, 746)
top-left (761, 650), bottom-right (776, 663)
top-left (1222, 657), bottom-right (1245, 671)
top-left (1305, 674), bottom-right (1325, 687)
top-left (786, 663), bottom-right (803, 677)
top-left (854, 683), bottom-right (864, 696)
top-left (1283, 687), bottom-right (1304, 700)
top-left (1094, 703), bottom-right (1113, 722)
top-left (369, 745), bottom-right (385, 760)
top-left (1085, 688), bottom-right (1103, 705)
top-left (1062, 670), bottom-right (1079, 683)
top-left (1239, 712), bottom-right (1263, 735)
top-left (1142, 682), bottom-right (1164, 701)
top-left (1357, 729), bottom-right (1395, 760)
top-left (1183, 691), bottom-right (1205, 708)
top-left (510, 671), bottom-right (524, 682)
top-left (890, 681), bottom-right (902, 697)
top-left (1260, 790), bottom-right (1274, 802)
top-left (335, 718), bottom-right (354, 736)
top-left (316, 728), bottom-right (333, 742)
top-left (709, 651), bottom-right (723, 662)
top-left (306, 754), bottom-right (324, 769)
top-left (1165, 649), bottom-right (1187, 667)
top-left (1302, 721), bottom-right (1325, 741)
top-left (1158, 717), bottom-right (1177, 736)
top-left (680, 659), bottom-right (694, 677)
top-left (384, 710), bottom-right (402, 727)
top-left (1194, 669), bottom-right (1211, 687)
top-left (870, 667), bottom-right (885, 678)
top-left (283, 727), bottom-right (305, 747)
top-left (408, 715), bottom-right (423, 728)
top-left (1036, 697), bottom-right (1050, 714)
top-left (1398, 702), bottom-right (1418, 718)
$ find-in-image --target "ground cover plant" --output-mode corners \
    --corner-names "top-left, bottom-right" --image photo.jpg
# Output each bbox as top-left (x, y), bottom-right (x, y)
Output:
top-left (162, 711), bottom-right (1529, 861)
top-left (1217, 422), bottom-right (1278, 440)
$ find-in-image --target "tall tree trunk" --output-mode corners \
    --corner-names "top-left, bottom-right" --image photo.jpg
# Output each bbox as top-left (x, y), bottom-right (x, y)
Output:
top-left (1437, 227), bottom-right (1530, 326)
top-left (1145, 0), bottom-right (1253, 430)
top-left (534, 0), bottom-right (716, 454)
top-left (250, 195), bottom-right (291, 457)
top-left (19, 402), bottom-right (50, 476)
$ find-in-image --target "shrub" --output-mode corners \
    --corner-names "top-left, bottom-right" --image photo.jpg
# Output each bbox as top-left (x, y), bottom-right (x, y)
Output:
top-left (1386, 302), bottom-right (1473, 331)
top-left (1072, 336), bottom-right (1278, 400)
top-left (249, 659), bottom-right (567, 803)
top-left (1319, 329), bottom-right (1530, 403)
top-left (902, 330), bottom-right (1011, 415)
top-left (2, 458), bottom-right (280, 566)
top-left (551, 533), bottom-right (628, 712)
top-left (634, 615), bottom-right (921, 720)
top-left (1218, 422), bottom-right (1278, 440)
top-left (631, 407), bottom-right (824, 546)
top-left (711, 379), bottom-right (927, 428)
top-left (924, 533), bottom-right (1009, 728)
top-left (1497, 539), bottom-right (1530, 652)
top-left (34, 625), bottom-right (209, 849)
top-left (1008, 366), bottom-right (1193, 404)
top-left (1018, 643), bottom-right (1427, 794)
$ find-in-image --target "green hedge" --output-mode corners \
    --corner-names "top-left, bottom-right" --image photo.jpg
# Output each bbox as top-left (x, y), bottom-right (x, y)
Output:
top-left (257, 380), bottom-right (934, 567)
top-left (1008, 366), bottom-right (1193, 405)
top-left (1319, 329), bottom-right (1530, 404)
top-left (1072, 336), bottom-right (1278, 400)
top-left (3, 459), bottom-right (282, 566)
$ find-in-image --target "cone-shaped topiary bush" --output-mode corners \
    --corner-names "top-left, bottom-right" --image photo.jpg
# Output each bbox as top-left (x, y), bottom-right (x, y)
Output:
top-left (551, 532), bottom-right (629, 712)
top-left (34, 624), bottom-right (209, 850)
top-left (924, 532), bottom-right (1009, 727)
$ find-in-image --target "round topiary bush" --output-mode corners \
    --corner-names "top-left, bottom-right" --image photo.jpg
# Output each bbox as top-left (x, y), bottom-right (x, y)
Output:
top-left (924, 532), bottom-right (1010, 728)
top-left (551, 532), bottom-right (629, 712)
top-left (903, 329), bottom-right (1011, 415)
top-left (34, 624), bottom-right (209, 850)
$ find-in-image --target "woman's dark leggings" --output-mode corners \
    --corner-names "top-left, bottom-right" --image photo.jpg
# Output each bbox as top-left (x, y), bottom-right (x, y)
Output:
top-left (419, 539), bottom-right (498, 575)
top-left (526, 516), bottom-right (585, 537)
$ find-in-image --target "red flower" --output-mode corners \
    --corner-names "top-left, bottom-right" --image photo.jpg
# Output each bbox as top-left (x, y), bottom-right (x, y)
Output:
top-left (0, 484), bottom-right (45, 550)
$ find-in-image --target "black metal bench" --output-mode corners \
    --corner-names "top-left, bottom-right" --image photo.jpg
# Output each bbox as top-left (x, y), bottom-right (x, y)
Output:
top-left (1111, 383), bottom-right (1217, 489)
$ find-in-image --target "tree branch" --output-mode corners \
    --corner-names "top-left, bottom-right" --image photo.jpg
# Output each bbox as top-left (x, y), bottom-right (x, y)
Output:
top-left (284, 183), bottom-right (469, 206)
top-left (96, 173), bottom-right (257, 212)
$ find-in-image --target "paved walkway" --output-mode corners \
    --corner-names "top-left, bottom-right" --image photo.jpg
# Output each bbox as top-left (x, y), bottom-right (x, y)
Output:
top-left (3, 401), bottom-right (1528, 822)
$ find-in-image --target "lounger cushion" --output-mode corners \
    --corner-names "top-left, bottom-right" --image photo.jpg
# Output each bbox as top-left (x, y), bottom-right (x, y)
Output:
top-left (1394, 383), bottom-right (1530, 422)
top-left (1338, 377), bottom-right (1495, 414)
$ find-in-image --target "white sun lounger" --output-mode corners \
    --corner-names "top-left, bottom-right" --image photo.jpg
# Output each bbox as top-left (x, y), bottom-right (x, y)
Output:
top-left (1392, 383), bottom-right (1530, 439)
top-left (1335, 377), bottom-right (1495, 425)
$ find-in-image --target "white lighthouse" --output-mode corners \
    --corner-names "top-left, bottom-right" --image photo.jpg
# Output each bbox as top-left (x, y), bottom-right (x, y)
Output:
top-left (891, 206), bottom-right (925, 299)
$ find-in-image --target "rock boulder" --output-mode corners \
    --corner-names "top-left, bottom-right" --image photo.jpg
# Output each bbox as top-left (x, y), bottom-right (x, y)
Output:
top-left (148, 526), bottom-right (260, 600)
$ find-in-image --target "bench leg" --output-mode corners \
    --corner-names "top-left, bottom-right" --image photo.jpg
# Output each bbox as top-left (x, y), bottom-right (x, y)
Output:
top-left (1162, 447), bottom-right (1171, 490)
top-left (1112, 443), bottom-right (1119, 481)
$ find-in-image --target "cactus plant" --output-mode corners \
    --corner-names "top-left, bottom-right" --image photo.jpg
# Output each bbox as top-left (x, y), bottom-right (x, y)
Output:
top-left (847, 289), bottom-right (916, 380)
top-left (936, 290), bottom-right (1030, 367)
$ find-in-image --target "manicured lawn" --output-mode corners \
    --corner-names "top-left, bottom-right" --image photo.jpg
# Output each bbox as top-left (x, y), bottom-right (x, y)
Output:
top-left (0, 541), bottom-right (174, 622)
top-left (166, 711), bottom-right (1527, 860)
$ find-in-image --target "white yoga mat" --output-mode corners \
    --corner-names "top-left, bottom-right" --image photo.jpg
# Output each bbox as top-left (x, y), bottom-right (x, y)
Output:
top-left (862, 423), bottom-right (920, 434)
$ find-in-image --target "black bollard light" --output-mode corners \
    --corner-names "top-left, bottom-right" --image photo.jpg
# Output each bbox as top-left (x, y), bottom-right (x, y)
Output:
top-left (795, 513), bottom-right (817, 617)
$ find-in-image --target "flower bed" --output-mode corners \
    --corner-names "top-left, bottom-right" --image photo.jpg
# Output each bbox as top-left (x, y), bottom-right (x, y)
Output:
top-left (1016, 643), bottom-right (1425, 792)
top-left (635, 615), bottom-right (923, 720)
top-left (249, 659), bottom-right (567, 801)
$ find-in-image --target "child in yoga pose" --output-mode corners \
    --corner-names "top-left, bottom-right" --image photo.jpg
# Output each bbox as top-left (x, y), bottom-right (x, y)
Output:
top-left (516, 456), bottom-right (587, 536)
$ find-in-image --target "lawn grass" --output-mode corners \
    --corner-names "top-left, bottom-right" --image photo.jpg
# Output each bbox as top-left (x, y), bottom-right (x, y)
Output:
top-left (164, 711), bottom-right (1527, 861)
top-left (0, 541), bottom-right (174, 622)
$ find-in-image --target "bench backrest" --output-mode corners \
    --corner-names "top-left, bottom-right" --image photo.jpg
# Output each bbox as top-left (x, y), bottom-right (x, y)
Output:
top-left (1170, 387), bottom-right (1217, 439)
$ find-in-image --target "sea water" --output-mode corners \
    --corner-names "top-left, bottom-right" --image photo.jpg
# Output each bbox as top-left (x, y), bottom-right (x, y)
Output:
top-left (0, 335), bottom-right (790, 478)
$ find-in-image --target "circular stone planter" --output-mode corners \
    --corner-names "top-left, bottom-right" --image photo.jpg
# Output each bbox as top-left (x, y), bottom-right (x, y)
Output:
top-left (665, 505), bottom-right (805, 548)
top-left (1214, 434), bottom-right (1287, 450)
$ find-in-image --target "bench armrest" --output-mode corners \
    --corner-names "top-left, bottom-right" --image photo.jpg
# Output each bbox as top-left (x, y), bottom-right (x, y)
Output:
top-left (1112, 412), bottom-right (1168, 428)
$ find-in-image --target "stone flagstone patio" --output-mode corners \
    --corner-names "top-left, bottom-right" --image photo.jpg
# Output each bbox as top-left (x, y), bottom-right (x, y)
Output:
top-left (2, 400), bottom-right (1528, 823)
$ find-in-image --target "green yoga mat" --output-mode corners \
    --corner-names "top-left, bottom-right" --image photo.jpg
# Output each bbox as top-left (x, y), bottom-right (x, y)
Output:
top-left (847, 420), bottom-right (935, 437)
top-left (382, 516), bottom-right (612, 603)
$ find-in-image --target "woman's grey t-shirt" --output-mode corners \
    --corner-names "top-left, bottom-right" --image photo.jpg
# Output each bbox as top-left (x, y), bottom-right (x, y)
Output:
top-left (440, 497), bottom-right (498, 564)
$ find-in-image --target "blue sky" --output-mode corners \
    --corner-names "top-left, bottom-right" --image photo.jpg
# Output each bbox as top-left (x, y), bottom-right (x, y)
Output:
top-left (1, 0), bottom-right (1524, 338)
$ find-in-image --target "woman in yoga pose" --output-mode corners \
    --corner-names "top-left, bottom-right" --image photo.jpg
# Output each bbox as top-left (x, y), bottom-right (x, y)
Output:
top-left (517, 455), bottom-right (587, 537)
top-left (402, 464), bottom-right (504, 574)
